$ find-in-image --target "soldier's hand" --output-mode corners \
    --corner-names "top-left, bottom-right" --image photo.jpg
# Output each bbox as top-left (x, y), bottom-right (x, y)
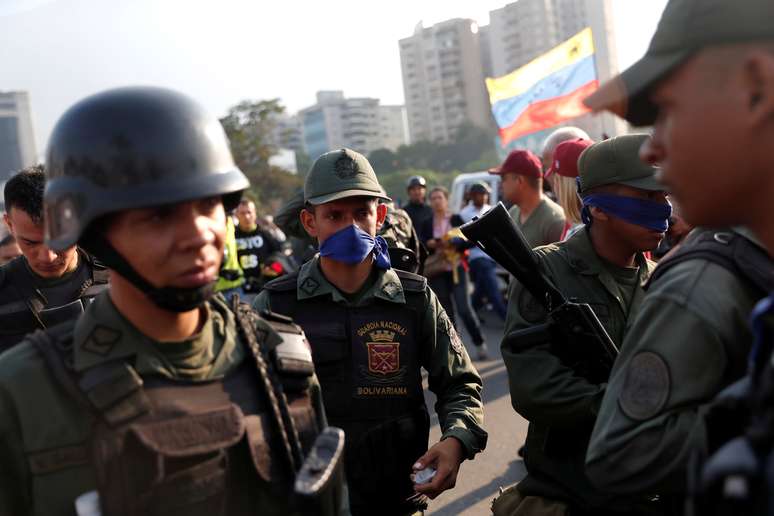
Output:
top-left (412, 437), bottom-right (465, 499)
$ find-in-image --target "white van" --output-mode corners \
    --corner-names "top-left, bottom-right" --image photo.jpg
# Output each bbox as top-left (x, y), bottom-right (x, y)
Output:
top-left (449, 171), bottom-right (501, 214)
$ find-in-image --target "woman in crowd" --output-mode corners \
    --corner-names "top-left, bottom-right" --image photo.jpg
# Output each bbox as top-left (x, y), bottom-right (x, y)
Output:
top-left (420, 186), bottom-right (489, 360)
top-left (545, 138), bottom-right (593, 241)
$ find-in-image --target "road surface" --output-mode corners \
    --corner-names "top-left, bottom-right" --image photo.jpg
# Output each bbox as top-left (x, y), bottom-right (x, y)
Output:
top-left (424, 313), bottom-right (529, 515)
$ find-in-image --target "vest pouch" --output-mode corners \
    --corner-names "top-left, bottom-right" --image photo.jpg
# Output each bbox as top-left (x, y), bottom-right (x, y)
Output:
top-left (95, 404), bottom-right (245, 516)
top-left (245, 413), bottom-right (292, 488)
top-left (346, 406), bottom-right (430, 506)
top-left (38, 298), bottom-right (85, 328)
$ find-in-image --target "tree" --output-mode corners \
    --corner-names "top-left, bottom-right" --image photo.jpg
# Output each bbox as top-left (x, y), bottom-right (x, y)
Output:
top-left (220, 99), bottom-right (302, 213)
top-left (219, 99), bottom-right (284, 170)
top-left (295, 150), bottom-right (313, 177)
top-left (367, 148), bottom-right (399, 174)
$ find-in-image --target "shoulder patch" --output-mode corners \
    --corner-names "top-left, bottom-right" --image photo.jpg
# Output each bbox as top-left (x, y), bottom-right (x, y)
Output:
top-left (517, 288), bottom-right (547, 324)
top-left (438, 309), bottom-right (465, 357)
top-left (263, 272), bottom-right (299, 292)
top-left (395, 269), bottom-right (427, 292)
top-left (618, 351), bottom-right (671, 421)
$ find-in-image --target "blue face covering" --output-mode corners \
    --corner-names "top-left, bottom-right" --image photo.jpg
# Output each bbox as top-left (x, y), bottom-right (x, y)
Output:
top-left (581, 193), bottom-right (672, 232)
top-left (319, 224), bottom-right (392, 269)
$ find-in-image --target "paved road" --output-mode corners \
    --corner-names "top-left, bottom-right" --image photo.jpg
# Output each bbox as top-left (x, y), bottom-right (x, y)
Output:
top-left (423, 314), bottom-right (529, 515)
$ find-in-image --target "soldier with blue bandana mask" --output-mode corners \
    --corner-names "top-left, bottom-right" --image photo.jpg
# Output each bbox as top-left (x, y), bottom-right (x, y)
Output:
top-left (254, 148), bottom-right (487, 516)
top-left (493, 134), bottom-right (670, 516)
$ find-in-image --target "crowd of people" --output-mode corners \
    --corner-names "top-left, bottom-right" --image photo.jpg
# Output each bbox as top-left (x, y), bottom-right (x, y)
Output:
top-left (1, 0), bottom-right (774, 515)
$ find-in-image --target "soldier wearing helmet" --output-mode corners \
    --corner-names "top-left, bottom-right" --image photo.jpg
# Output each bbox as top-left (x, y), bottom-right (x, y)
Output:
top-left (0, 87), bottom-right (345, 516)
top-left (402, 174), bottom-right (433, 230)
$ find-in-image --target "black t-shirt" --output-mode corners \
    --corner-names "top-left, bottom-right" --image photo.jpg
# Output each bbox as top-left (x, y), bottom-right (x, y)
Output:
top-left (402, 201), bottom-right (433, 232)
top-left (234, 225), bottom-right (281, 283)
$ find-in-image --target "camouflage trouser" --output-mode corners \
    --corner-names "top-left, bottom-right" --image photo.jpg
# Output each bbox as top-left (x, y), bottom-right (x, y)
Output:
top-left (491, 484), bottom-right (570, 516)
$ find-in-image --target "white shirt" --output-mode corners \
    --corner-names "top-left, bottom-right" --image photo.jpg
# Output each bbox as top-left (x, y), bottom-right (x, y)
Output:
top-left (458, 202), bottom-right (493, 262)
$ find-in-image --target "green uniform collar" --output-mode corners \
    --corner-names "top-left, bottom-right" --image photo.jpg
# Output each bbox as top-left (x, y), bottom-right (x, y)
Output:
top-left (560, 228), bottom-right (652, 315)
top-left (296, 256), bottom-right (407, 305)
top-left (72, 293), bottom-right (239, 378)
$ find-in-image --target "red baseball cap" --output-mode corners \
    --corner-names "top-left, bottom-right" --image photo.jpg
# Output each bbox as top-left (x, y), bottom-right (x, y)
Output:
top-left (489, 149), bottom-right (542, 178)
top-left (546, 138), bottom-right (593, 179)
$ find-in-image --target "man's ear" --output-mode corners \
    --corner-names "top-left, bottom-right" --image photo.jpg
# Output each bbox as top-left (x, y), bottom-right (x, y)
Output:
top-left (3, 212), bottom-right (14, 236)
top-left (590, 206), bottom-right (609, 222)
top-left (300, 208), bottom-right (317, 239)
top-left (376, 203), bottom-right (388, 229)
top-left (742, 49), bottom-right (774, 127)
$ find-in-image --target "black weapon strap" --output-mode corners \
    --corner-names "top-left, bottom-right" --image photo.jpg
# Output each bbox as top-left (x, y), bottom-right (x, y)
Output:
top-left (647, 229), bottom-right (773, 295)
top-left (231, 295), bottom-right (303, 473)
top-left (5, 257), bottom-right (46, 328)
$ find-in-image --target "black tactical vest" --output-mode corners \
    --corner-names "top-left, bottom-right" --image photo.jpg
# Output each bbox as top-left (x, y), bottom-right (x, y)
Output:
top-left (29, 303), bottom-right (322, 516)
top-left (266, 269), bottom-right (431, 515)
top-left (0, 251), bottom-right (109, 353)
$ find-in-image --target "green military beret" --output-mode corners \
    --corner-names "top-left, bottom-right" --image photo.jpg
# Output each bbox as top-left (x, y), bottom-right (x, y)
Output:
top-left (585, 0), bottom-right (774, 126)
top-left (304, 148), bottom-right (391, 205)
top-left (577, 134), bottom-right (662, 194)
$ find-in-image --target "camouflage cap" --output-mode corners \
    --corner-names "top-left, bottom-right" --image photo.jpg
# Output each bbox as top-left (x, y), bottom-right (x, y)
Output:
top-left (578, 134), bottom-right (663, 194)
top-left (304, 148), bottom-right (391, 205)
top-left (585, 0), bottom-right (774, 126)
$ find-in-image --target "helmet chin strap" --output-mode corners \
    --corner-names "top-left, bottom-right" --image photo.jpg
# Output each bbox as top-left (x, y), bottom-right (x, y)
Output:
top-left (85, 235), bottom-right (215, 313)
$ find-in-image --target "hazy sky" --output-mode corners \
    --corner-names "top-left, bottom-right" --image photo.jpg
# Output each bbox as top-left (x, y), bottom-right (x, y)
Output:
top-left (0, 0), bottom-right (668, 154)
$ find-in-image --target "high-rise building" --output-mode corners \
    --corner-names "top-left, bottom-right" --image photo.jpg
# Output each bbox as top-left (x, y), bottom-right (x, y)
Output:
top-left (399, 19), bottom-right (492, 144)
top-left (299, 91), bottom-right (408, 159)
top-left (378, 105), bottom-right (409, 152)
top-left (0, 91), bottom-right (37, 181)
top-left (272, 114), bottom-right (305, 155)
top-left (486, 0), bottom-right (628, 148)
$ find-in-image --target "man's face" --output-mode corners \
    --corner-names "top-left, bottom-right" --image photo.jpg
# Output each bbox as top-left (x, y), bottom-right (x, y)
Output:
top-left (4, 207), bottom-right (78, 278)
top-left (592, 185), bottom-right (669, 252)
top-left (301, 196), bottom-right (387, 246)
top-left (500, 173), bottom-right (522, 204)
top-left (407, 185), bottom-right (426, 204)
top-left (641, 50), bottom-right (761, 227)
top-left (236, 200), bottom-right (256, 229)
top-left (470, 191), bottom-right (488, 207)
top-left (106, 197), bottom-right (226, 289)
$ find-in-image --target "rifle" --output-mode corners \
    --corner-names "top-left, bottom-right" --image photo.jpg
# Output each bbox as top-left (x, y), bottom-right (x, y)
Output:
top-left (460, 202), bottom-right (618, 382)
top-left (232, 298), bottom-right (344, 515)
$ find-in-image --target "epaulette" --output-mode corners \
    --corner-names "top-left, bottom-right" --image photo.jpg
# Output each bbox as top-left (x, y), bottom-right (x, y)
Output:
top-left (263, 272), bottom-right (299, 292)
top-left (394, 269), bottom-right (427, 292)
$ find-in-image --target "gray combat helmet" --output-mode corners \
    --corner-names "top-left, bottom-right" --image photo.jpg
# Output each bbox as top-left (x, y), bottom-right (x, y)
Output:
top-left (44, 86), bottom-right (250, 312)
top-left (45, 86), bottom-right (249, 251)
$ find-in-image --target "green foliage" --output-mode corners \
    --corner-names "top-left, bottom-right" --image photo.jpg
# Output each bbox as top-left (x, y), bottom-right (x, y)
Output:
top-left (369, 122), bottom-right (499, 206)
top-left (295, 150), bottom-right (312, 178)
top-left (244, 166), bottom-right (303, 213)
top-left (220, 99), bottom-right (284, 169)
top-left (220, 99), bottom-right (302, 213)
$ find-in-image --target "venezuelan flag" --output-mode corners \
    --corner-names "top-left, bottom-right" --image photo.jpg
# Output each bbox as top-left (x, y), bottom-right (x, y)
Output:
top-left (486, 28), bottom-right (598, 146)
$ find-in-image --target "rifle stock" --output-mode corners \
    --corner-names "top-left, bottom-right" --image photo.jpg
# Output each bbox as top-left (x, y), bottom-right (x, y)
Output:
top-left (460, 203), bottom-right (618, 380)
